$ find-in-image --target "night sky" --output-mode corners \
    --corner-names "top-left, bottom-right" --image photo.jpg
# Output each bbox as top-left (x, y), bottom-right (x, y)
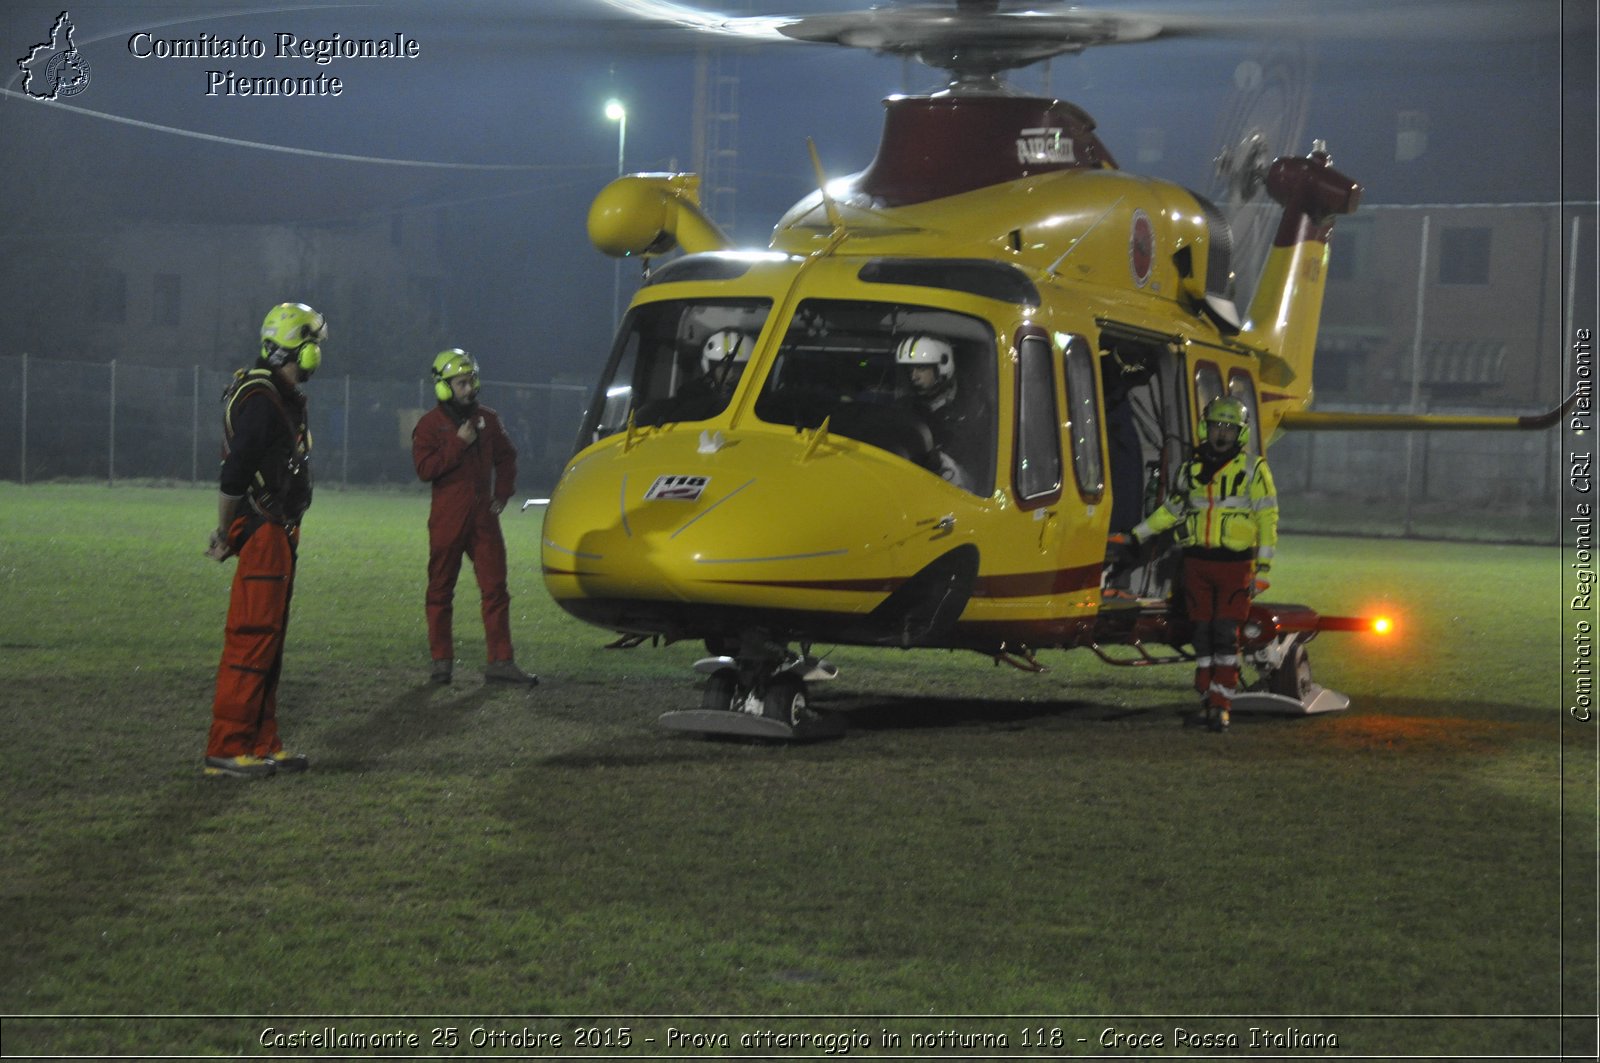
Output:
top-left (2, 0), bottom-right (1592, 384)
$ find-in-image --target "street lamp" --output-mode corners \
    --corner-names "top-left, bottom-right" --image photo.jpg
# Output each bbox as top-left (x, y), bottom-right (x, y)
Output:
top-left (604, 98), bottom-right (627, 171)
top-left (605, 98), bottom-right (627, 324)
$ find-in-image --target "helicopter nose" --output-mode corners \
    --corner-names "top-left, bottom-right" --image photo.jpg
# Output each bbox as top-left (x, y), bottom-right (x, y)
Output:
top-left (541, 430), bottom-right (920, 626)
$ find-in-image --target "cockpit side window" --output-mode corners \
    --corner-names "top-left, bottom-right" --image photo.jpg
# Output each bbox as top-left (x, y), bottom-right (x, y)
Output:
top-left (577, 298), bottom-right (771, 447)
top-left (752, 298), bottom-right (998, 496)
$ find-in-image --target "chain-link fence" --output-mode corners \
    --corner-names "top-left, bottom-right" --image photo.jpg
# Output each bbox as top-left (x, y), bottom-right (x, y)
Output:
top-left (2, 353), bottom-right (1573, 543)
top-left (1267, 408), bottom-right (1568, 543)
top-left (0, 355), bottom-right (590, 494)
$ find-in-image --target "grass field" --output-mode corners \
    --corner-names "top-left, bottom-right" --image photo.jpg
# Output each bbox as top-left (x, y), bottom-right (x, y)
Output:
top-left (0, 482), bottom-right (1593, 1059)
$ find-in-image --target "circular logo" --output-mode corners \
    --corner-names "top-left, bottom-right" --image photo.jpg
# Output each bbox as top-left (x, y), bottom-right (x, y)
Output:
top-left (46, 50), bottom-right (91, 97)
top-left (1129, 209), bottom-right (1155, 288)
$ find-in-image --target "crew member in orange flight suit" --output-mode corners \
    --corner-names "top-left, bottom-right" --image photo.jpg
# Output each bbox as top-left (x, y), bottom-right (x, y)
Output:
top-left (412, 349), bottom-right (539, 686)
top-left (203, 302), bottom-right (326, 780)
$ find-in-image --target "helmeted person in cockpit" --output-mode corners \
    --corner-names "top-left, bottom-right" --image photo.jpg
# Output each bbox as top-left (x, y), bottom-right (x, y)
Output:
top-left (896, 334), bottom-right (983, 491)
top-left (700, 328), bottom-right (752, 393)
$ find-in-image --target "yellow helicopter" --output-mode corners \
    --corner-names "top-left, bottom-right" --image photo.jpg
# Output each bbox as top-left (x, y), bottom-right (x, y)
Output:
top-left (540, 1), bottom-right (1566, 738)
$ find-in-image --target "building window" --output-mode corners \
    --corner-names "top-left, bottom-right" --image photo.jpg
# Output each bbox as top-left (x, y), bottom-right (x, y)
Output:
top-left (409, 275), bottom-right (446, 331)
top-left (1397, 110), bottom-right (1428, 162)
top-left (1326, 217), bottom-right (1371, 282)
top-left (153, 273), bottom-right (181, 326)
top-left (1438, 227), bottom-right (1492, 286)
top-left (89, 268), bottom-right (126, 324)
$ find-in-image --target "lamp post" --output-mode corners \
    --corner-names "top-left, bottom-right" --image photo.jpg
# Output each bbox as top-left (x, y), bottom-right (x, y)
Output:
top-left (605, 98), bottom-right (627, 325)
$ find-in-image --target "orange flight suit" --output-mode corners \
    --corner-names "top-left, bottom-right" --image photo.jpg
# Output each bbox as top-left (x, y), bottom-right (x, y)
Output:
top-left (208, 370), bottom-right (311, 759)
top-left (412, 402), bottom-right (518, 663)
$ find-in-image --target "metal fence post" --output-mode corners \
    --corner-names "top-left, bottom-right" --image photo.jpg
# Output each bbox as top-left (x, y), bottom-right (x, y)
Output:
top-left (19, 352), bottom-right (28, 485)
top-left (1403, 215), bottom-right (1431, 536)
top-left (343, 373), bottom-right (351, 486)
top-left (108, 359), bottom-right (117, 487)
top-left (192, 364), bottom-right (201, 483)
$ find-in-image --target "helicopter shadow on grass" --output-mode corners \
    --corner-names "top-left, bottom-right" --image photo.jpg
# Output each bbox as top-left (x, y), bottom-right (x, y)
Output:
top-left (810, 687), bottom-right (1161, 734)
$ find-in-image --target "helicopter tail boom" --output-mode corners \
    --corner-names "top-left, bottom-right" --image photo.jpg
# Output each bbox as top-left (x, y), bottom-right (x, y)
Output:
top-left (1241, 149), bottom-right (1362, 412)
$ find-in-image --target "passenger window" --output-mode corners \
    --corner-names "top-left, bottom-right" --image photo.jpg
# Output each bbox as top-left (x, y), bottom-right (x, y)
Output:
top-left (1193, 362), bottom-right (1223, 440)
top-left (1062, 335), bottom-right (1104, 500)
top-left (1015, 335), bottom-right (1061, 502)
top-left (1227, 372), bottom-right (1262, 464)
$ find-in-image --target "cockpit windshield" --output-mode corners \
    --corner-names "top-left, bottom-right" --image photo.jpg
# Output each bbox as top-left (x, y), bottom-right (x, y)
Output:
top-left (753, 299), bottom-right (997, 496)
top-left (578, 298), bottom-right (771, 445)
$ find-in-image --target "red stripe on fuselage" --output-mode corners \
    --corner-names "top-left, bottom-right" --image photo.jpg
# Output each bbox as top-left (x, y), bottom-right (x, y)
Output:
top-left (698, 563), bottom-right (1102, 600)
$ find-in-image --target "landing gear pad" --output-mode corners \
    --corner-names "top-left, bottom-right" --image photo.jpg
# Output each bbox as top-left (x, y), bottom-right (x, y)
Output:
top-left (1232, 684), bottom-right (1350, 716)
top-left (658, 708), bottom-right (846, 741)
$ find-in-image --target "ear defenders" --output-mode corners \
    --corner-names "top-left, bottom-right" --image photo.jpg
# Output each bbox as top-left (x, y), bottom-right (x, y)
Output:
top-left (431, 349), bottom-right (479, 402)
top-left (264, 341), bottom-right (322, 377)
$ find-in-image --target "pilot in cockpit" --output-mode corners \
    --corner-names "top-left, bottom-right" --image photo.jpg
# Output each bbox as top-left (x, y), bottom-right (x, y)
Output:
top-left (700, 328), bottom-right (753, 393)
top-left (896, 334), bottom-right (978, 490)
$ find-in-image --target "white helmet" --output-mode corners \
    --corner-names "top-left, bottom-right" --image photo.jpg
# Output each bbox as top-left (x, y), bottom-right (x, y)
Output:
top-left (702, 329), bottom-right (753, 375)
top-left (895, 335), bottom-right (955, 383)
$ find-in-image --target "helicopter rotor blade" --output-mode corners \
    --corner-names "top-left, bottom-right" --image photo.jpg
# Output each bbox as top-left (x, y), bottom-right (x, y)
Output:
top-left (1205, 40), bottom-right (1315, 307)
top-left (581, 0), bottom-right (1557, 73)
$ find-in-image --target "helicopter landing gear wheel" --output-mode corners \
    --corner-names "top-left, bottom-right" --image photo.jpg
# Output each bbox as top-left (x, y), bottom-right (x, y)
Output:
top-left (1234, 634), bottom-right (1349, 717)
top-left (1267, 641), bottom-right (1313, 701)
top-left (702, 668), bottom-right (739, 712)
top-left (761, 674), bottom-right (809, 727)
top-left (663, 643), bottom-right (845, 741)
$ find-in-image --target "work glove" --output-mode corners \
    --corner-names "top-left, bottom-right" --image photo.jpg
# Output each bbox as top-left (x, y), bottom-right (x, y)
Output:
top-left (1252, 567), bottom-right (1271, 598)
top-left (1106, 532), bottom-right (1138, 565)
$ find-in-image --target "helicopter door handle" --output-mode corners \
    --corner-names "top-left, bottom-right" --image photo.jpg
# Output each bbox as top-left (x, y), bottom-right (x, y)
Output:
top-left (934, 514), bottom-right (956, 535)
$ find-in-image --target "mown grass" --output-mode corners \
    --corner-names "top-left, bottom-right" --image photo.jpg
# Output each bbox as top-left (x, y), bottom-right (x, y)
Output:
top-left (0, 482), bottom-right (1592, 1059)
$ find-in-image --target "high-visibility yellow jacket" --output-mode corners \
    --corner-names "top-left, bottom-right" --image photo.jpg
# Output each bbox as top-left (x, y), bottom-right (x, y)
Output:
top-left (1133, 449), bottom-right (1278, 569)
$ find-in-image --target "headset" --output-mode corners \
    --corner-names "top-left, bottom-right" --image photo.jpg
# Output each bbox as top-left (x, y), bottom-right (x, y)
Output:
top-left (263, 341), bottom-right (322, 376)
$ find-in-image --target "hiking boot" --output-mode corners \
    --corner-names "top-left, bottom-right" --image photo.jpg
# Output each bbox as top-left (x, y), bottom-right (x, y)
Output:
top-left (484, 659), bottom-right (539, 686)
top-left (203, 755), bottom-right (276, 780)
top-left (263, 750), bottom-right (309, 773)
top-left (431, 659), bottom-right (453, 685)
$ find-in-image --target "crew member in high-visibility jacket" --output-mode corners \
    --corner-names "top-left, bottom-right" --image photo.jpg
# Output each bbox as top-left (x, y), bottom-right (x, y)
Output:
top-left (202, 302), bottom-right (326, 779)
top-left (1116, 396), bottom-right (1278, 731)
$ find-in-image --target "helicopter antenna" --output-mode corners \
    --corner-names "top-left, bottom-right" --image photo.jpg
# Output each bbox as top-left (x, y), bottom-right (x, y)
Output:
top-left (806, 137), bottom-right (845, 233)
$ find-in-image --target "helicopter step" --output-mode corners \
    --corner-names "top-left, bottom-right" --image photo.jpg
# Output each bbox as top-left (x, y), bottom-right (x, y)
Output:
top-left (1239, 629), bottom-right (1351, 716)
top-left (1231, 684), bottom-right (1350, 716)
top-left (658, 650), bottom-right (845, 741)
top-left (658, 707), bottom-right (845, 741)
